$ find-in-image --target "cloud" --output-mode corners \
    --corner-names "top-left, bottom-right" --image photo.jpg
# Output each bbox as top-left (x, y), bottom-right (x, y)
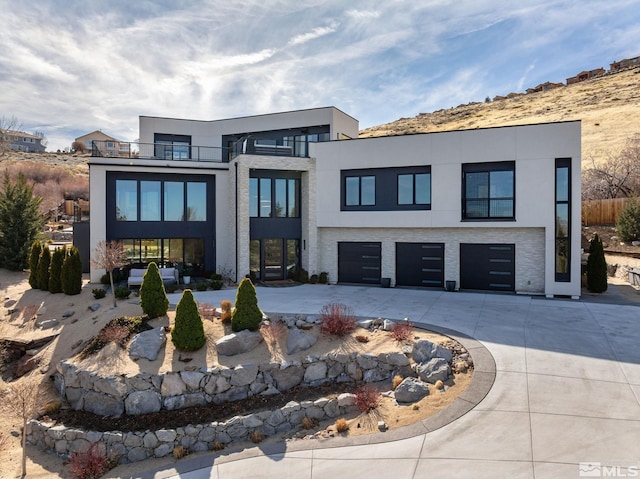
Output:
top-left (288, 23), bottom-right (339, 47)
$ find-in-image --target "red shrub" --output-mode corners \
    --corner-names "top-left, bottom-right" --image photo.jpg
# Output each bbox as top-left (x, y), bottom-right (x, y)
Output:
top-left (353, 384), bottom-right (381, 413)
top-left (389, 320), bottom-right (414, 342)
top-left (69, 443), bottom-right (115, 479)
top-left (198, 302), bottom-right (217, 321)
top-left (319, 303), bottom-right (356, 337)
top-left (260, 321), bottom-right (287, 345)
top-left (97, 324), bottom-right (130, 347)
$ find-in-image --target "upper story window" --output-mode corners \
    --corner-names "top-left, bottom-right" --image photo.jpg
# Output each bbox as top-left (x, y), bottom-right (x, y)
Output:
top-left (341, 166), bottom-right (431, 211)
top-left (154, 133), bottom-right (191, 160)
top-left (250, 176), bottom-right (300, 218)
top-left (462, 162), bottom-right (515, 220)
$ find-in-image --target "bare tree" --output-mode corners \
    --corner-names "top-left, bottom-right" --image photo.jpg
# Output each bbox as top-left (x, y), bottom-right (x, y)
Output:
top-left (0, 378), bottom-right (41, 478)
top-left (71, 140), bottom-right (87, 153)
top-left (91, 240), bottom-right (128, 307)
top-left (33, 131), bottom-right (48, 150)
top-left (0, 116), bottom-right (23, 157)
top-left (582, 134), bottom-right (640, 200)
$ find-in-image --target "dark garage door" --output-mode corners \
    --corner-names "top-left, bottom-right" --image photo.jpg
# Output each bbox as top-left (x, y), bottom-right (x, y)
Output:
top-left (396, 242), bottom-right (444, 287)
top-left (460, 243), bottom-right (515, 291)
top-left (338, 242), bottom-right (381, 284)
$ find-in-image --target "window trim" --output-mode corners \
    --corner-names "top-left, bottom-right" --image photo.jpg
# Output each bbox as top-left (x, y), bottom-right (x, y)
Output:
top-left (555, 158), bottom-right (571, 282)
top-left (461, 161), bottom-right (515, 221)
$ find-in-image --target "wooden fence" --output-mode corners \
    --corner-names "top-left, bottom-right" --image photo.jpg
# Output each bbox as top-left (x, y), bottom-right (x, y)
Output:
top-left (582, 198), bottom-right (629, 225)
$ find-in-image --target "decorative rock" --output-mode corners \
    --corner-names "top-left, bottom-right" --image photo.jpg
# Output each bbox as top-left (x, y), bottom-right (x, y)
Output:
top-left (129, 328), bottom-right (166, 361)
top-left (382, 319), bottom-right (396, 331)
top-left (230, 364), bottom-right (259, 387)
top-left (416, 357), bottom-right (450, 384)
top-left (154, 443), bottom-right (173, 458)
top-left (394, 377), bottom-right (429, 403)
top-left (378, 421), bottom-right (388, 432)
top-left (386, 351), bottom-right (410, 367)
top-left (337, 393), bottom-right (356, 407)
top-left (412, 340), bottom-right (453, 364)
top-left (271, 365), bottom-right (304, 391)
top-left (89, 303), bottom-right (101, 312)
top-left (435, 380), bottom-right (444, 390)
top-left (363, 369), bottom-right (389, 383)
top-left (155, 429), bottom-right (177, 443)
top-left (180, 371), bottom-right (205, 390)
top-left (286, 327), bottom-right (318, 354)
top-left (36, 318), bottom-right (59, 330)
top-left (83, 392), bottom-right (124, 417)
top-left (160, 373), bottom-right (187, 397)
top-left (215, 330), bottom-right (263, 356)
top-left (303, 362), bottom-right (327, 383)
top-left (62, 310), bottom-right (75, 318)
top-left (125, 391), bottom-right (162, 415)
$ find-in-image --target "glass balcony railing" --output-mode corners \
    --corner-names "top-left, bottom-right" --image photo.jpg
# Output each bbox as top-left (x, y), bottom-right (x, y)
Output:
top-left (91, 141), bottom-right (225, 162)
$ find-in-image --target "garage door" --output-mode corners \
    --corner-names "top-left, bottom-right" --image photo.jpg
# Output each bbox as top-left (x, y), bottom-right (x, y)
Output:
top-left (338, 242), bottom-right (381, 284)
top-left (460, 243), bottom-right (515, 291)
top-left (396, 242), bottom-right (444, 287)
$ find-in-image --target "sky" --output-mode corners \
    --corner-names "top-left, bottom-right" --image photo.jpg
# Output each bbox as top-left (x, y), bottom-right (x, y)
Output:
top-left (1, 0), bottom-right (639, 152)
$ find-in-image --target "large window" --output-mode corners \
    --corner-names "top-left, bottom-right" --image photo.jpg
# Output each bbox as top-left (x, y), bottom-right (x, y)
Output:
top-left (140, 181), bottom-right (161, 221)
top-left (555, 158), bottom-right (571, 281)
top-left (462, 162), bottom-right (515, 220)
top-left (154, 134), bottom-right (191, 160)
top-left (398, 173), bottom-right (430, 205)
top-left (122, 238), bottom-right (204, 270)
top-left (115, 180), bottom-right (137, 221)
top-left (249, 176), bottom-right (300, 218)
top-left (345, 176), bottom-right (375, 206)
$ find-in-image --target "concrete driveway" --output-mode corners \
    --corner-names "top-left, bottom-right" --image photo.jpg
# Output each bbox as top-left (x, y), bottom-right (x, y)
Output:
top-left (139, 282), bottom-right (640, 479)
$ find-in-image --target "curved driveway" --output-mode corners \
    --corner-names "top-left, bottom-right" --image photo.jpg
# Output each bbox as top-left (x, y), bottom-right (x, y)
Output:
top-left (140, 283), bottom-right (640, 479)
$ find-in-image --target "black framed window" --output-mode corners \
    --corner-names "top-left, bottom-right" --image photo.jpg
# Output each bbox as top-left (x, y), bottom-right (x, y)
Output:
top-left (154, 133), bottom-right (191, 160)
top-left (462, 162), bottom-right (515, 220)
top-left (398, 172), bottom-right (431, 205)
top-left (555, 158), bottom-right (571, 282)
top-left (249, 176), bottom-right (300, 218)
top-left (345, 175), bottom-right (375, 206)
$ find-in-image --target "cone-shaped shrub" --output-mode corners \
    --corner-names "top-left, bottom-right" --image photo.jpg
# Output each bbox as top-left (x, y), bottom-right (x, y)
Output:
top-left (28, 241), bottom-right (42, 289)
top-left (48, 247), bottom-right (66, 293)
top-left (140, 262), bottom-right (169, 318)
top-left (231, 277), bottom-right (263, 332)
top-left (587, 234), bottom-right (608, 293)
top-left (36, 246), bottom-right (51, 291)
top-left (616, 197), bottom-right (640, 242)
top-left (171, 289), bottom-right (206, 351)
top-left (62, 247), bottom-right (83, 295)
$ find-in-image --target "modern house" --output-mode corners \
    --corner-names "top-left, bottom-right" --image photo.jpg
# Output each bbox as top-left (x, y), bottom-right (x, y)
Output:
top-left (75, 130), bottom-right (129, 157)
top-left (89, 107), bottom-right (582, 298)
top-left (2, 130), bottom-right (46, 153)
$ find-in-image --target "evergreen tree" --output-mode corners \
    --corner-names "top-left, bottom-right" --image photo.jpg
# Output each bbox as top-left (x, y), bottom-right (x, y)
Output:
top-left (36, 246), bottom-right (51, 291)
top-left (48, 247), bottom-right (66, 293)
top-left (61, 247), bottom-right (83, 295)
top-left (616, 197), bottom-right (640, 242)
top-left (171, 289), bottom-right (206, 351)
top-left (0, 172), bottom-right (44, 271)
top-left (28, 241), bottom-right (42, 289)
top-left (231, 277), bottom-right (263, 332)
top-left (587, 234), bottom-right (608, 293)
top-left (139, 262), bottom-right (169, 318)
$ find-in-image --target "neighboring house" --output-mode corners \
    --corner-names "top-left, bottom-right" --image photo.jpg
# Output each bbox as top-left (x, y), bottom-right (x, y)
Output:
top-left (2, 130), bottom-right (46, 152)
top-left (566, 68), bottom-right (605, 85)
top-left (88, 107), bottom-right (582, 298)
top-left (609, 56), bottom-right (640, 72)
top-left (75, 130), bottom-right (129, 157)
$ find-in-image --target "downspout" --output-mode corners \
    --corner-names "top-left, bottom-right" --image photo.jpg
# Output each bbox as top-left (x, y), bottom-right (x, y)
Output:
top-left (235, 161), bottom-right (238, 283)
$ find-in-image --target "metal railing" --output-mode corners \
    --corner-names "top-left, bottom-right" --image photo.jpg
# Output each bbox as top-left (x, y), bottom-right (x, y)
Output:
top-left (91, 141), bottom-right (225, 162)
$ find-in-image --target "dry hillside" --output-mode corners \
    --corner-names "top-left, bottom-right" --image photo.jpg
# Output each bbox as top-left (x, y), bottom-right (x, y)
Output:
top-left (360, 68), bottom-right (640, 162)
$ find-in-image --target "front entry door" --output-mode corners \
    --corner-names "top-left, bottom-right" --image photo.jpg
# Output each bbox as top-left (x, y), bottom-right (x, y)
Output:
top-left (263, 239), bottom-right (284, 280)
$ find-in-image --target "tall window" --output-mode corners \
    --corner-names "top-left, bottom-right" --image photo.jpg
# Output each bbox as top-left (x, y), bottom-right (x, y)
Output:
top-left (249, 176), bottom-right (300, 218)
top-left (345, 175), bottom-right (375, 206)
top-left (462, 162), bottom-right (515, 220)
top-left (555, 158), bottom-right (571, 281)
top-left (140, 181), bottom-right (160, 221)
top-left (115, 180), bottom-right (137, 221)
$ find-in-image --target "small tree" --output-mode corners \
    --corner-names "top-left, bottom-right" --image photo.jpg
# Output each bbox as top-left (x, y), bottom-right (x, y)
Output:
top-left (62, 247), bottom-right (83, 295)
top-left (48, 247), bottom-right (66, 293)
top-left (171, 289), bottom-right (206, 351)
top-left (36, 246), bottom-right (51, 291)
top-left (91, 240), bottom-right (128, 308)
top-left (71, 140), bottom-right (87, 153)
top-left (231, 277), bottom-right (263, 332)
top-left (0, 378), bottom-right (41, 478)
top-left (616, 197), bottom-right (640, 242)
top-left (28, 241), bottom-right (42, 289)
top-left (587, 234), bottom-right (608, 293)
top-left (139, 262), bottom-right (169, 318)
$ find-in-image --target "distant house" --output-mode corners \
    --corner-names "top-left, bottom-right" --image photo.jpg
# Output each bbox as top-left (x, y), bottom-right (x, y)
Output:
top-left (566, 68), bottom-right (605, 85)
top-left (2, 130), bottom-right (46, 153)
top-left (525, 82), bottom-right (564, 94)
top-left (75, 130), bottom-right (129, 157)
top-left (610, 56), bottom-right (640, 72)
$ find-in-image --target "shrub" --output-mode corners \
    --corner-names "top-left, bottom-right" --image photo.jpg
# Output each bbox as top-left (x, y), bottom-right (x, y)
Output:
top-left (28, 241), bottom-right (41, 289)
top-left (299, 268), bottom-right (309, 283)
top-left (355, 335), bottom-right (369, 343)
top-left (353, 384), bottom-right (382, 413)
top-left (61, 247), bottom-right (82, 295)
top-left (165, 283), bottom-right (178, 293)
top-left (172, 445), bottom-right (187, 459)
top-left (48, 247), bottom-right (66, 293)
top-left (250, 431), bottom-right (263, 443)
top-left (220, 299), bottom-right (232, 324)
top-left (392, 375), bottom-right (404, 389)
top-left (92, 288), bottom-right (106, 299)
top-left (319, 303), bottom-right (356, 337)
top-left (318, 272), bottom-right (328, 284)
top-left (211, 440), bottom-right (225, 451)
top-left (260, 321), bottom-right (287, 346)
top-left (172, 289), bottom-right (206, 351)
top-left (97, 323), bottom-right (131, 347)
top-left (36, 246), bottom-right (51, 291)
top-left (587, 234), bottom-right (608, 293)
top-left (231, 278), bottom-right (263, 332)
top-left (69, 442), bottom-right (115, 479)
top-left (210, 273), bottom-right (222, 281)
top-left (616, 197), bottom-right (640, 242)
top-left (71, 140), bottom-right (87, 153)
top-left (334, 418), bottom-right (349, 433)
top-left (389, 320), bottom-right (414, 343)
top-left (309, 274), bottom-right (319, 284)
top-left (195, 282), bottom-right (208, 291)
top-left (301, 416), bottom-right (317, 429)
top-left (79, 316), bottom-right (149, 358)
top-left (198, 302), bottom-right (217, 321)
top-left (211, 280), bottom-right (224, 290)
top-left (42, 399), bottom-right (62, 415)
top-left (100, 270), bottom-right (123, 285)
top-left (114, 286), bottom-right (131, 299)
top-left (139, 262), bottom-right (169, 318)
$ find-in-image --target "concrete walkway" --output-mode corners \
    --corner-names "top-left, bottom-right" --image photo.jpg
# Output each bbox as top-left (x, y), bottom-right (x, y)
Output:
top-left (141, 283), bottom-right (640, 479)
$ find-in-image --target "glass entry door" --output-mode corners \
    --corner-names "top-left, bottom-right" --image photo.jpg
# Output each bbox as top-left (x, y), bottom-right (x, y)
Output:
top-left (263, 239), bottom-right (284, 280)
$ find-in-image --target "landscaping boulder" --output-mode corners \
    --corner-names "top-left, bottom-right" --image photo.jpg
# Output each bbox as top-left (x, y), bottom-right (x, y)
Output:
top-left (394, 377), bottom-right (429, 403)
top-left (125, 391), bottom-right (162, 415)
top-left (215, 330), bottom-right (263, 356)
top-left (286, 327), bottom-right (318, 354)
top-left (412, 339), bottom-right (453, 364)
top-left (416, 357), bottom-right (450, 384)
top-left (129, 327), bottom-right (166, 361)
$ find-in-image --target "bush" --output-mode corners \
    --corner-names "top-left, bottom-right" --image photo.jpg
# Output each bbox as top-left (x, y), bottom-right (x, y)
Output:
top-left (250, 430), bottom-right (264, 443)
top-left (309, 274), bottom-right (319, 284)
top-left (210, 273), bottom-right (222, 281)
top-left (260, 321), bottom-right (287, 346)
top-left (172, 289), bottom-right (206, 351)
top-left (61, 247), bottom-right (82, 295)
top-left (139, 262), bottom-right (169, 318)
top-left (299, 268), bottom-right (309, 283)
top-left (71, 140), bottom-right (87, 153)
top-left (198, 303), bottom-right (217, 321)
top-left (587, 234), bottom-right (608, 293)
top-left (28, 241), bottom-right (41, 289)
top-left (319, 303), bottom-right (356, 337)
top-left (231, 278), bottom-right (263, 332)
top-left (355, 335), bottom-right (369, 343)
top-left (36, 246), bottom-right (51, 290)
top-left (211, 280), bottom-right (224, 290)
top-left (392, 375), bottom-right (404, 389)
top-left (616, 197), bottom-right (640, 242)
top-left (92, 288), bottom-right (106, 299)
top-left (165, 283), bottom-right (178, 293)
top-left (80, 315), bottom-right (149, 358)
top-left (195, 282), bottom-right (208, 291)
top-left (100, 270), bottom-right (123, 285)
top-left (48, 247), bottom-right (66, 293)
top-left (301, 416), bottom-right (317, 429)
top-left (353, 384), bottom-right (382, 413)
top-left (69, 442), bottom-right (115, 479)
top-left (389, 320), bottom-right (414, 342)
top-left (334, 418), bottom-right (349, 433)
top-left (319, 272), bottom-right (328, 284)
top-left (114, 286), bottom-right (131, 299)
top-left (220, 299), bottom-right (232, 324)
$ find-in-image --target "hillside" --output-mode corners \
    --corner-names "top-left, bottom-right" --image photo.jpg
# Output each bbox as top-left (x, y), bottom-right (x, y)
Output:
top-left (360, 68), bottom-right (640, 161)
